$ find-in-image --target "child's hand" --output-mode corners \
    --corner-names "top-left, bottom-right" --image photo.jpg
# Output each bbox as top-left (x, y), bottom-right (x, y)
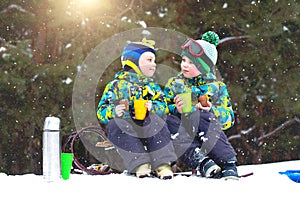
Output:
top-left (115, 104), bottom-right (126, 117)
top-left (174, 95), bottom-right (185, 114)
top-left (196, 100), bottom-right (212, 111)
top-left (145, 100), bottom-right (152, 111)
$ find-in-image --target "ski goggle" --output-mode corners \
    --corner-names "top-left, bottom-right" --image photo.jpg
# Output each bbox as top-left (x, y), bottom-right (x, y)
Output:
top-left (181, 38), bottom-right (204, 57)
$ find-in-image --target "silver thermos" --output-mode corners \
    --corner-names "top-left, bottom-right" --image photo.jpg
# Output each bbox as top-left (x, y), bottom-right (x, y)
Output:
top-left (43, 116), bottom-right (61, 182)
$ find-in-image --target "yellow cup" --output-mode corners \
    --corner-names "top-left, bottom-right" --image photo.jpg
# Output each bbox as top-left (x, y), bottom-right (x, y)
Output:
top-left (134, 99), bottom-right (147, 120)
top-left (177, 92), bottom-right (192, 113)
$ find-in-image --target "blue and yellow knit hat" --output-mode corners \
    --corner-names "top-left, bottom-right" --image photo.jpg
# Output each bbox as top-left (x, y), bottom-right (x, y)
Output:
top-left (121, 38), bottom-right (156, 74)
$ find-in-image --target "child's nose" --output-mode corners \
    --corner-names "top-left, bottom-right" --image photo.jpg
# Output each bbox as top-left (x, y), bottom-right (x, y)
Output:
top-left (182, 63), bottom-right (188, 69)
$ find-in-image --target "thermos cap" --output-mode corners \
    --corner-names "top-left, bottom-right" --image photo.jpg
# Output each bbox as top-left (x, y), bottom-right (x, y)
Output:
top-left (43, 116), bottom-right (60, 131)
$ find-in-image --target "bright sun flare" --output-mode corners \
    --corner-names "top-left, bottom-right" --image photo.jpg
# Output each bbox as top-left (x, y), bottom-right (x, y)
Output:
top-left (75, 0), bottom-right (99, 8)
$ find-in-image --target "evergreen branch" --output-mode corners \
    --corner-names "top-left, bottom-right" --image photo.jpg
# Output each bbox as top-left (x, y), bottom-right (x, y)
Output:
top-left (218, 35), bottom-right (250, 46)
top-left (0, 4), bottom-right (35, 16)
top-left (228, 125), bottom-right (256, 141)
top-left (114, 0), bottom-right (135, 20)
top-left (257, 116), bottom-right (300, 145)
top-left (228, 116), bottom-right (300, 143)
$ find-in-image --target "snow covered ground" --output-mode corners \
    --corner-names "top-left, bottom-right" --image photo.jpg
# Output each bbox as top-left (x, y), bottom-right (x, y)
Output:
top-left (1, 160), bottom-right (299, 200)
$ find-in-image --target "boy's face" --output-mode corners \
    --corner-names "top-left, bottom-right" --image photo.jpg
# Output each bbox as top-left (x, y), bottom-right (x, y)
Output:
top-left (138, 51), bottom-right (156, 77)
top-left (181, 56), bottom-right (200, 78)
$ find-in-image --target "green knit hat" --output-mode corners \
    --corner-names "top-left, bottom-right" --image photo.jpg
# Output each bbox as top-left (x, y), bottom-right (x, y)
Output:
top-left (181, 31), bottom-right (219, 74)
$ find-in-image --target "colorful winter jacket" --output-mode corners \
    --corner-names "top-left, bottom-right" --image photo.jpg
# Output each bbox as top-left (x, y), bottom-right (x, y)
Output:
top-left (96, 69), bottom-right (168, 126)
top-left (164, 71), bottom-right (234, 130)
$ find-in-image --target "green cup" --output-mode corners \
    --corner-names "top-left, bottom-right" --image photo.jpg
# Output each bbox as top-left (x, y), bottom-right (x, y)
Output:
top-left (177, 92), bottom-right (192, 113)
top-left (61, 153), bottom-right (74, 180)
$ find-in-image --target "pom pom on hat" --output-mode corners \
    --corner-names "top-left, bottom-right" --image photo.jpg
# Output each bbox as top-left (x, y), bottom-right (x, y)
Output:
top-left (201, 31), bottom-right (219, 46)
top-left (196, 31), bottom-right (219, 65)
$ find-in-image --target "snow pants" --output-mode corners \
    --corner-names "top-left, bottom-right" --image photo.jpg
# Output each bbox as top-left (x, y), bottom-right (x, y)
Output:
top-left (166, 110), bottom-right (236, 169)
top-left (105, 114), bottom-right (177, 173)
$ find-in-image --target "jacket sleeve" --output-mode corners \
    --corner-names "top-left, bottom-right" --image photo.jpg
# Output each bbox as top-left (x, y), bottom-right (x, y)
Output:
top-left (96, 81), bottom-right (118, 126)
top-left (206, 81), bottom-right (235, 130)
top-left (143, 83), bottom-right (169, 116)
top-left (163, 78), bottom-right (181, 117)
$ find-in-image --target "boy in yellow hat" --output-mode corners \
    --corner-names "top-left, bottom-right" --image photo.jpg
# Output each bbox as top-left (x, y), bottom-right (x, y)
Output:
top-left (97, 39), bottom-right (177, 179)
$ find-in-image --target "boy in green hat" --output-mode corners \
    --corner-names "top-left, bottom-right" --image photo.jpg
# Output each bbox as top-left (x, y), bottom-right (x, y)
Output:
top-left (164, 31), bottom-right (238, 179)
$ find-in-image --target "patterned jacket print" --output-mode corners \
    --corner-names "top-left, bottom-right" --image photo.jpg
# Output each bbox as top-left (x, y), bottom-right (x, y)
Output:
top-left (96, 69), bottom-right (168, 126)
top-left (164, 71), bottom-right (234, 130)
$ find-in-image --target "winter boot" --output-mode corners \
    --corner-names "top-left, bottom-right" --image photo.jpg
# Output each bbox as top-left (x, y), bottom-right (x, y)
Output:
top-left (199, 158), bottom-right (221, 178)
top-left (135, 163), bottom-right (151, 178)
top-left (221, 157), bottom-right (239, 180)
top-left (155, 164), bottom-right (173, 180)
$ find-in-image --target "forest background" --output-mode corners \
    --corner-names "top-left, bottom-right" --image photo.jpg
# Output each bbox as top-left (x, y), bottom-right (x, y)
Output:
top-left (0, 0), bottom-right (299, 175)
